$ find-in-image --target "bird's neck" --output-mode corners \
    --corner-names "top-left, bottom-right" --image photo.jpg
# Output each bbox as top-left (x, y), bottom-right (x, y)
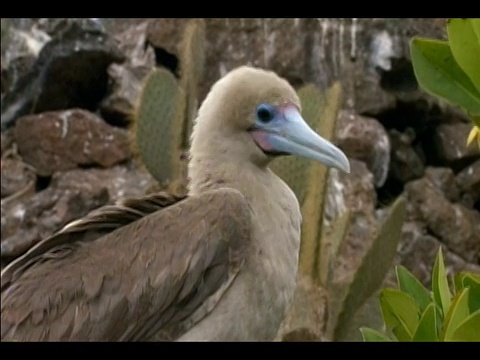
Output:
top-left (188, 154), bottom-right (273, 200)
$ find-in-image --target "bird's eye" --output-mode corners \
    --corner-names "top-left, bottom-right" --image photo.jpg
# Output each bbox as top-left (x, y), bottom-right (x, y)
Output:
top-left (256, 104), bottom-right (274, 123)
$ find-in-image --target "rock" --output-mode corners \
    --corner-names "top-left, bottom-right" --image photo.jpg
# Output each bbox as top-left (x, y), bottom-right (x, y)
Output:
top-left (456, 159), bottom-right (480, 207)
top-left (1, 19), bottom-right (124, 130)
top-left (14, 109), bottom-right (131, 176)
top-left (147, 18), bottom-right (190, 62)
top-left (336, 110), bottom-right (390, 187)
top-left (1, 175), bottom-right (109, 260)
top-left (326, 160), bottom-right (379, 280)
top-left (1, 129), bottom-right (14, 155)
top-left (52, 165), bottom-right (157, 203)
top-left (397, 222), bottom-right (480, 285)
top-left (1, 19), bottom-right (50, 95)
top-left (100, 21), bottom-right (156, 125)
top-left (389, 128), bottom-right (425, 183)
top-left (0, 164), bottom-right (156, 261)
top-left (430, 123), bottom-right (480, 168)
top-left (145, 18), bottom-right (447, 117)
top-left (1, 156), bottom-right (35, 199)
top-left (404, 177), bottom-right (480, 264)
top-left (424, 167), bottom-right (460, 203)
top-left (277, 276), bottom-right (329, 341)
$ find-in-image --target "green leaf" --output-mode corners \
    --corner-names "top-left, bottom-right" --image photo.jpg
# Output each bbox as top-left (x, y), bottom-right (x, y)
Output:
top-left (450, 310), bottom-right (480, 342)
top-left (410, 37), bottom-right (480, 115)
top-left (442, 288), bottom-right (471, 341)
top-left (360, 327), bottom-right (392, 342)
top-left (455, 272), bottom-right (480, 313)
top-left (432, 247), bottom-right (451, 318)
top-left (396, 266), bottom-right (432, 312)
top-left (463, 275), bottom-right (480, 313)
top-left (472, 19), bottom-right (480, 40)
top-left (447, 19), bottom-right (480, 93)
top-left (380, 288), bottom-right (420, 341)
top-left (412, 303), bottom-right (439, 341)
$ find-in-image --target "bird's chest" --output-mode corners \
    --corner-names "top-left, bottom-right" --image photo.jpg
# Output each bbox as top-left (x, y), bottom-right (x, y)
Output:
top-left (177, 182), bottom-right (301, 341)
top-left (216, 184), bottom-right (301, 340)
top-left (244, 192), bottom-right (301, 333)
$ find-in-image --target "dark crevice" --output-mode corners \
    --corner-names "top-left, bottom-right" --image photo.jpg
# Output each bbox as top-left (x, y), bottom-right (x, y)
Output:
top-left (152, 46), bottom-right (179, 76)
top-left (35, 175), bottom-right (52, 192)
top-left (370, 101), bottom-right (439, 207)
top-left (376, 177), bottom-right (405, 208)
top-left (369, 100), bottom-right (443, 134)
top-left (379, 58), bottom-right (418, 93)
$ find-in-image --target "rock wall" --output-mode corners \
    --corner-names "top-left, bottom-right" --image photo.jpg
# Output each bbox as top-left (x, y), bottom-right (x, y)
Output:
top-left (1, 18), bottom-right (479, 329)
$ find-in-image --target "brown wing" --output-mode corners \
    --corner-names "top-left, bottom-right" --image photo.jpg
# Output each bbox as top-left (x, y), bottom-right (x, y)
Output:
top-left (1, 188), bottom-right (252, 341)
top-left (1, 191), bottom-right (187, 290)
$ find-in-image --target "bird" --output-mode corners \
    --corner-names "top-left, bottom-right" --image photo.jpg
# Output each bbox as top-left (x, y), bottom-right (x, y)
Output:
top-left (1, 66), bottom-right (350, 341)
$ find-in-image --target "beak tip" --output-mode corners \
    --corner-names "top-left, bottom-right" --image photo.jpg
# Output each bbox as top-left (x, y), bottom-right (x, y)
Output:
top-left (336, 153), bottom-right (351, 174)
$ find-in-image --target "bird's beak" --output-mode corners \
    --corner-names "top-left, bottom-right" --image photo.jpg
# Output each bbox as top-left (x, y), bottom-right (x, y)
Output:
top-left (251, 105), bottom-right (350, 173)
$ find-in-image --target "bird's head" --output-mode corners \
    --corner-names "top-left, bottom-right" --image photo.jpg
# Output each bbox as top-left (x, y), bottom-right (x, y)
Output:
top-left (190, 66), bottom-right (350, 173)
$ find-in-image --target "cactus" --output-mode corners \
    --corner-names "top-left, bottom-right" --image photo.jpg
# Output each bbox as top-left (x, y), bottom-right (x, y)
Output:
top-left (276, 82), bottom-right (350, 340)
top-left (329, 196), bottom-right (407, 341)
top-left (132, 68), bottom-right (186, 186)
top-left (276, 81), bottom-right (407, 342)
top-left (271, 82), bottom-right (342, 280)
top-left (131, 19), bottom-right (206, 189)
top-left (271, 84), bottom-right (326, 204)
top-left (319, 208), bottom-right (351, 288)
top-left (178, 19), bottom-right (206, 149)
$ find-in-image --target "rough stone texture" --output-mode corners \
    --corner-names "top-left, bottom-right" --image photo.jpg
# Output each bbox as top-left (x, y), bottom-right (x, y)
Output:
top-left (336, 110), bottom-right (390, 187)
top-left (100, 21), bottom-right (156, 125)
top-left (404, 177), bottom-right (480, 264)
top-left (277, 277), bottom-right (329, 341)
top-left (389, 128), bottom-right (425, 183)
top-left (145, 19), bottom-right (448, 116)
top-left (327, 160), bottom-right (379, 280)
top-left (147, 18), bottom-right (190, 61)
top-left (1, 19), bottom-right (50, 95)
top-left (1, 129), bottom-right (14, 156)
top-left (395, 222), bottom-right (480, 285)
top-left (424, 167), bottom-right (460, 203)
top-left (1, 164), bottom-right (156, 262)
top-left (1, 19), bottom-right (124, 130)
top-left (14, 109), bottom-right (131, 176)
top-left (430, 123), bottom-right (480, 168)
top-left (456, 159), bottom-right (480, 207)
top-left (1, 156), bottom-right (35, 199)
top-left (1, 176), bottom-right (109, 261)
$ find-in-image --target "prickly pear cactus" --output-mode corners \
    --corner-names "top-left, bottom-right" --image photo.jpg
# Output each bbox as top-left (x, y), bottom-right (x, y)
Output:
top-left (132, 67), bottom-right (186, 186)
top-left (178, 18), bottom-right (206, 148)
top-left (271, 84), bottom-right (326, 205)
top-left (277, 82), bottom-right (346, 341)
top-left (272, 81), bottom-right (342, 279)
top-left (131, 19), bottom-right (205, 190)
top-left (277, 81), bottom-right (406, 342)
top-left (328, 196), bottom-right (407, 341)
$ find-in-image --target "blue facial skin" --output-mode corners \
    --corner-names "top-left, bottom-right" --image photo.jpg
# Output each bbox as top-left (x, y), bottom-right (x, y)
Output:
top-left (250, 103), bottom-right (351, 173)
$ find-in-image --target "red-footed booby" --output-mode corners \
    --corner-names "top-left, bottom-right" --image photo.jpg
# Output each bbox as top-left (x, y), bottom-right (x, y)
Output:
top-left (1, 66), bottom-right (350, 341)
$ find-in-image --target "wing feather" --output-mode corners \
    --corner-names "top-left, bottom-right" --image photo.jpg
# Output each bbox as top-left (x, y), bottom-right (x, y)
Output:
top-left (1, 188), bottom-right (252, 341)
